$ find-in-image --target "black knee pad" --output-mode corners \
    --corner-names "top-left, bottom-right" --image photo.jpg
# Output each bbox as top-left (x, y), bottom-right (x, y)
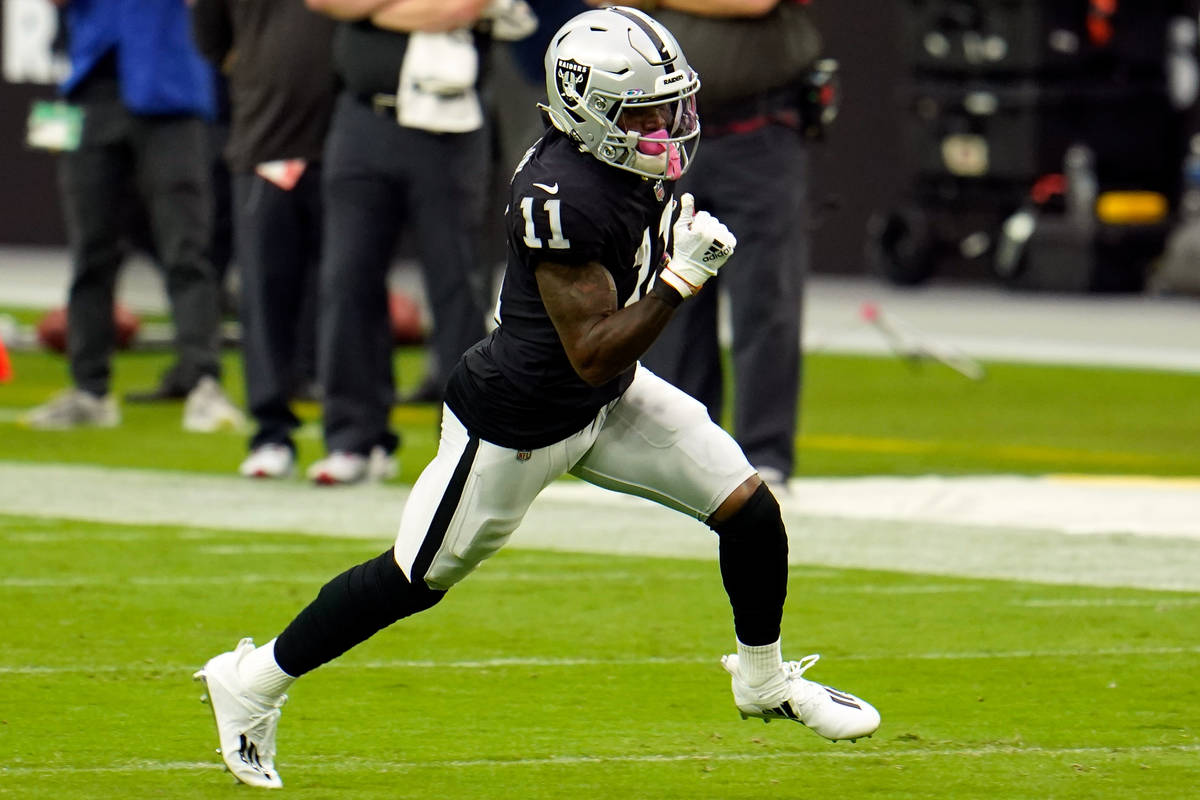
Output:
top-left (711, 484), bottom-right (787, 550)
top-left (710, 483), bottom-right (788, 646)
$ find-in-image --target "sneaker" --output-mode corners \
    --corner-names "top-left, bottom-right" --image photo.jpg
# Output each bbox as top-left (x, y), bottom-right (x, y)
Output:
top-left (21, 389), bottom-right (119, 429)
top-left (194, 638), bottom-right (288, 789)
top-left (183, 376), bottom-right (246, 433)
top-left (306, 446), bottom-right (396, 485)
top-left (239, 444), bottom-right (295, 479)
top-left (721, 653), bottom-right (880, 742)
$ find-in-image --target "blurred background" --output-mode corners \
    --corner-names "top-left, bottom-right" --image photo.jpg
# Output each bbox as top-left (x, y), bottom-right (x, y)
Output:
top-left (5, 0), bottom-right (1200, 295)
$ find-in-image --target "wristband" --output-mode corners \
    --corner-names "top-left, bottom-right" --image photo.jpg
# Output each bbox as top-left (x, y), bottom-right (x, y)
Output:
top-left (657, 266), bottom-right (701, 298)
top-left (649, 276), bottom-right (684, 307)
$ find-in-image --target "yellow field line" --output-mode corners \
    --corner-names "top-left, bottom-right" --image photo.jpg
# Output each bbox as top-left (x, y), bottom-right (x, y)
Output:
top-left (1047, 473), bottom-right (1200, 489)
top-left (800, 434), bottom-right (1170, 467)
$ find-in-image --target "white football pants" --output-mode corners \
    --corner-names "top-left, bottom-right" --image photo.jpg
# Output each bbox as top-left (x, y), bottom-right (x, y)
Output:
top-left (393, 366), bottom-right (756, 590)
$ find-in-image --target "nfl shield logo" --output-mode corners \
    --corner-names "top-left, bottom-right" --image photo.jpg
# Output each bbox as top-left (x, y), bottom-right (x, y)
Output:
top-left (654, 180), bottom-right (665, 201)
top-left (555, 59), bottom-right (591, 107)
top-left (516, 450), bottom-right (532, 462)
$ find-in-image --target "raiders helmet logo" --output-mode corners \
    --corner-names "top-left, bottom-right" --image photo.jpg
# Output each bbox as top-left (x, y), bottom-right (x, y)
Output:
top-left (555, 59), bottom-right (591, 108)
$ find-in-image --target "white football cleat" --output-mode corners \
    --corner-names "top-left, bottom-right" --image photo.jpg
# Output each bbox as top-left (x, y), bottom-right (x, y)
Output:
top-left (721, 653), bottom-right (880, 742)
top-left (194, 638), bottom-right (287, 788)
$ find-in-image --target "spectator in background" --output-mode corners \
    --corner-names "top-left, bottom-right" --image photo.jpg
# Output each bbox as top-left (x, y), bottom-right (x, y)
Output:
top-left (601, 0), bottom-right (824, 492)
top-left (190, 0), bottom-right (337, 479)
top-left (125, 75), bottom-right (239, 404)
top-left (23, 0), bottom-right (243, 433)
top-left (489, 0), bottom-right (589, 173)
top-left (300, 0), bottom-right (521, 485)
top-left (478, 0), bottom-right (586, 275)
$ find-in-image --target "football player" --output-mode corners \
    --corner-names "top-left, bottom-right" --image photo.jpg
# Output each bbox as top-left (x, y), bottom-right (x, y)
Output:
top-left (195, 6), bottom-right (880, 788)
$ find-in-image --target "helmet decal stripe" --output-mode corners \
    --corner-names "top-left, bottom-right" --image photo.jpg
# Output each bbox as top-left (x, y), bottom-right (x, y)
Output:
top-left (609, 7), bottom-right (674, 68)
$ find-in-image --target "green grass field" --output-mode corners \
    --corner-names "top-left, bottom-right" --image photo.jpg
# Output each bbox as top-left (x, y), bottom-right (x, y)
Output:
top-left (1, 340), bottom-right (1198, 797)
top-left (4, 339), bottom-right (1200, 480)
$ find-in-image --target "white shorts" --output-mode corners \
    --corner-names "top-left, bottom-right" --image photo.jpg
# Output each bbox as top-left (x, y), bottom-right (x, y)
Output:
top-left (393, 366), bottom-right (755, 590)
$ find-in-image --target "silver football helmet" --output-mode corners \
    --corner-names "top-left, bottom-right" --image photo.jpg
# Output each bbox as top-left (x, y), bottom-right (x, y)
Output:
top-left (540, 6), bottom-right (701, 180)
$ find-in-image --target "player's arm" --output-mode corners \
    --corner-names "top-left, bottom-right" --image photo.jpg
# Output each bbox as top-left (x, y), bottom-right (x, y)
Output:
top-left (537, 192), bottom-right (737, 387)
top-left (306, 0), bottom-right (484, 26)
top-left (304, 0), bottom-right (392, 21)
top-left (536, 260), bottom-right (681, 388)
top-left (307, 0), bottom-right (487, 30)
top-left (369, 0), bottom-right (488, 31)
top-left (586, 0), bottom-right (779, 17)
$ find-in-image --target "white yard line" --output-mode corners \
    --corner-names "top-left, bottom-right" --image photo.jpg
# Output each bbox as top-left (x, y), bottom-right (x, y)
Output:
top-left (4, 644), bottom-right (1198, 676)
top-left (4, 743), bottom-right (1199, 777)
top-left (1, 461), bottom-right (1199, 590)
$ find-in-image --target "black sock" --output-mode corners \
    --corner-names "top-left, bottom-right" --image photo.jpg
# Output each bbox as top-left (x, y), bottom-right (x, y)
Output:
top-left (273, 548), bottom-right (445, 677)
top-left (710, 483), bottom-right (788, 646)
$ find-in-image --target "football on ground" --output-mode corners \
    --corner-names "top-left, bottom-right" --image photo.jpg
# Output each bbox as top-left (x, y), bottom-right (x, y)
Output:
top-left (35, 304), bottom-right (141, 352)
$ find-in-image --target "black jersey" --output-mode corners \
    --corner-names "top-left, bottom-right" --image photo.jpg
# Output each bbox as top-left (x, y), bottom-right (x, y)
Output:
top-left (445, 129), bottom-right (675, 449)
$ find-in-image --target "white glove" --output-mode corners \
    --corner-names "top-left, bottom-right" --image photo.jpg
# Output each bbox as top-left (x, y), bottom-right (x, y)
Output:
top-left (658, 193), bottom-right (737, 298)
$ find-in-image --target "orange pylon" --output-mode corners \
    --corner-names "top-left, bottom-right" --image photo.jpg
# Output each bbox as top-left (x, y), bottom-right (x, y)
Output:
top-left (0, 331), bottom-right (12, 382)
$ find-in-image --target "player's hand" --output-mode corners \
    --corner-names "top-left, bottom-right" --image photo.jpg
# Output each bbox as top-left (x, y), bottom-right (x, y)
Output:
top-left (659, 193), bottom-right (736, 298)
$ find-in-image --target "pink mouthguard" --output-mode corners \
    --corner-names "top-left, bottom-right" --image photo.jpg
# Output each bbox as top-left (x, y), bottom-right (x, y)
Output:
top-left (638, 129), bottom-right (669, 155)
top-left (637, 129), bottom-right (683, 179)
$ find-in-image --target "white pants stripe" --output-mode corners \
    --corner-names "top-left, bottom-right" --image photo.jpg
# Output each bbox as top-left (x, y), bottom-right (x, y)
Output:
top-left (393, 367), bottom-right (755, 590)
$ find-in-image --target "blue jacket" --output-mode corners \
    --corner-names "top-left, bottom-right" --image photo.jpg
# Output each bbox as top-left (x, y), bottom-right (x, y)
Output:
top-left (61, 0), bottom-right (215, 118)
top-left (509, 0), bottom-right (588, 85)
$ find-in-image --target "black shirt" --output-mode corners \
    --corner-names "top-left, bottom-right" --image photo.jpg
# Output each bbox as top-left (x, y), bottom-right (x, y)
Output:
top-left (190, 0), bottom-right (337, 172)
top-left (331, 21), bottom-right (408, 98)
top-left (445, 129), bottom-right (676, 449)
top-left (332, 21), bottom-right (490, 99)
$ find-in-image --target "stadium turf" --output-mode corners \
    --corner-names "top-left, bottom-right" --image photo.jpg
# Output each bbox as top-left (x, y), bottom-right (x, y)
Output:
top-left (0, 516), bottom-right (1196, 798)
top-left (0, 341), bottom-right (1197, 797)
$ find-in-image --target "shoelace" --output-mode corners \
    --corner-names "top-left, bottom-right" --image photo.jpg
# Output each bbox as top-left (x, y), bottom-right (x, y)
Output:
top-left (783, 653), bottom-right (821, 679)
top-left (780, 655), bottom-right (827, 710)
top-left (240, 693), bottom-right (288, 751)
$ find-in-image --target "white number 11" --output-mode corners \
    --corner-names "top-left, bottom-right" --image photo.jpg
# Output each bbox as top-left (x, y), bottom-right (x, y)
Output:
top-left (520, 197), bottom-right (571, 250)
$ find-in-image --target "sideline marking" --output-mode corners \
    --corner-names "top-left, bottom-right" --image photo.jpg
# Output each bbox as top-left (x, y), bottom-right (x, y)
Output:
top-left (1015, 597), bottom-right (1200, 608)
top-left (2, 461), bottom-right (1200, 591)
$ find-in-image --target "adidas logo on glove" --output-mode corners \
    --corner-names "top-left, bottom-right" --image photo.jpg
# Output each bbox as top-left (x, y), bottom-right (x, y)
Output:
top-left (702, 240), bottom-right (732, 263)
